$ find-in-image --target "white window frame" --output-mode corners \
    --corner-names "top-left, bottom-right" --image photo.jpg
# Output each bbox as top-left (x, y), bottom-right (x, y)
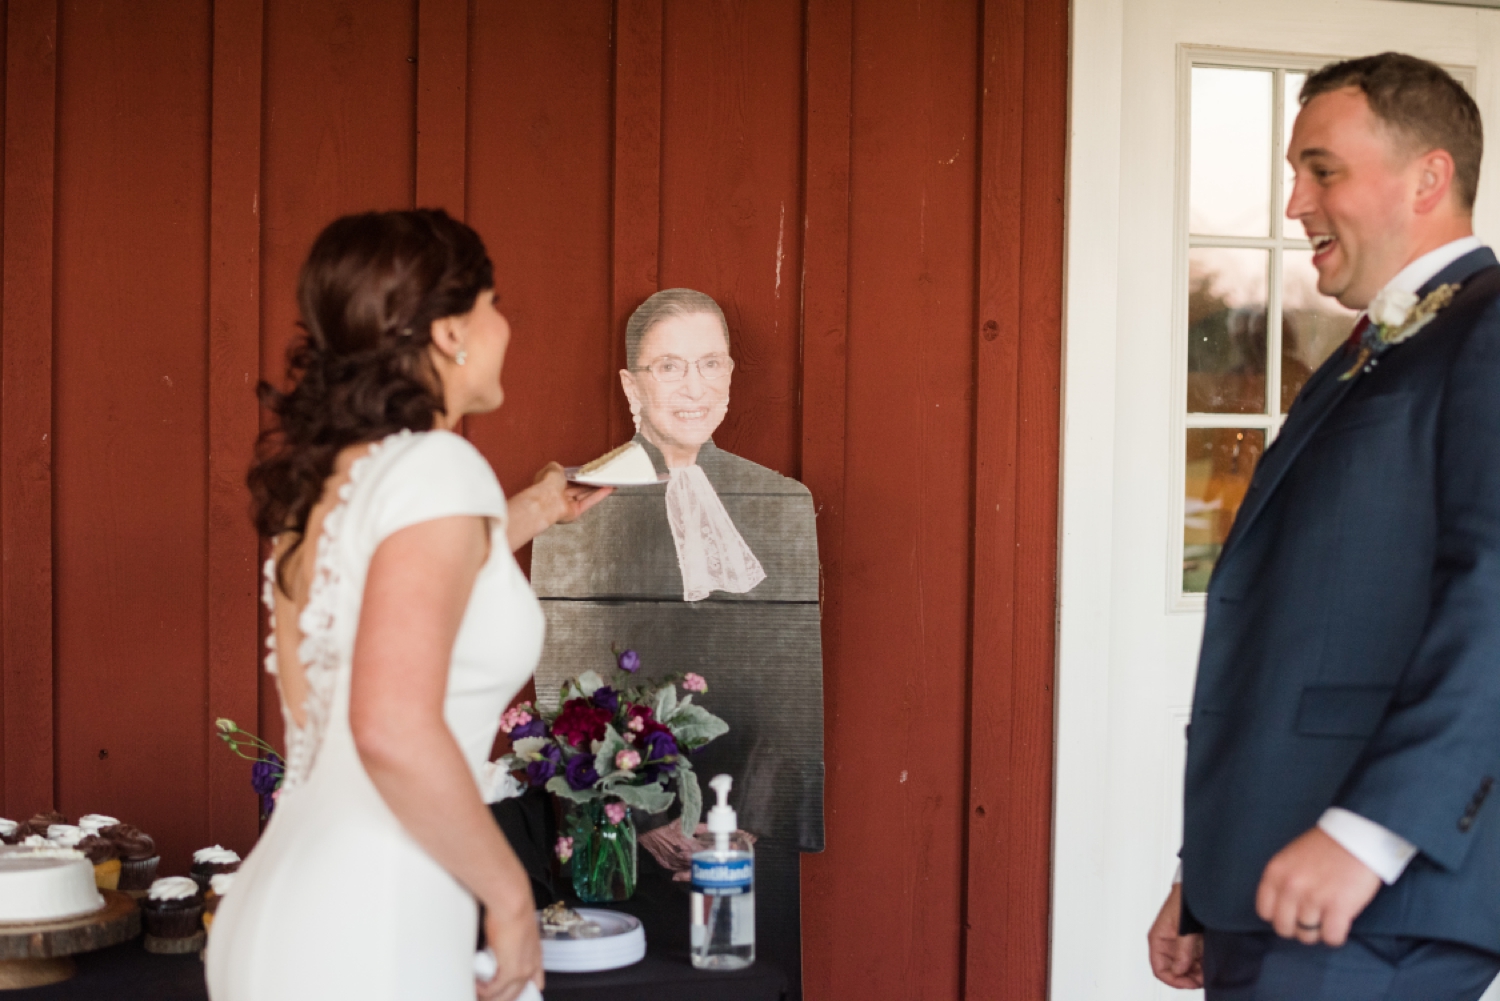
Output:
top-left (1167, 46), bottom-right (1475, 612)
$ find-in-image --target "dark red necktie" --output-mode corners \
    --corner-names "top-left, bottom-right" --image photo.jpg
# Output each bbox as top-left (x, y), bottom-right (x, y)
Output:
top-left (1344, 314), bottom-right (1371, 354)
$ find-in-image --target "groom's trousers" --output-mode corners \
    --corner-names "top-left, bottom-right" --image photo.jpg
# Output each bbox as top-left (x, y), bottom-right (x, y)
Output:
top-left (1203, 930), bottom-right (1500, 1001)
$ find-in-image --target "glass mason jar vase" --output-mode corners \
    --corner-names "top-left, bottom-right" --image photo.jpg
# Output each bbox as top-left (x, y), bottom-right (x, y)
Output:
top-left (566, 800), bottom-right (637, 903)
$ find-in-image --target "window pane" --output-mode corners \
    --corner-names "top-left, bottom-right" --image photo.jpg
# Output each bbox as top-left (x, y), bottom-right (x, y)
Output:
top-left (1283, 71), bottom-right (1307, 221)
top-left (1184, 428), bottom-right (1266, 592)
top-left (1282, 249), bottom-right (1357, 411)
top-left (1187, 248), bottom-right (1270, 414)
top-left (1191, 67), bottom-right (1273, 237)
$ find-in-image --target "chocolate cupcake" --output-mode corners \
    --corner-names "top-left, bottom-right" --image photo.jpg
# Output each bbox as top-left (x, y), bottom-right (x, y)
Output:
top-left (190, 845), bottom-right (241, 889)
top-left (140, 876), bottom-right (204, 938)
top-left (77, 834), bottom-right (122, 890)
top-left (0, 818), bottom-right (17, 845)
top-left (16, 810), bottom-right (66, 839)
top-left (100, 823), bottom-right (158, 891)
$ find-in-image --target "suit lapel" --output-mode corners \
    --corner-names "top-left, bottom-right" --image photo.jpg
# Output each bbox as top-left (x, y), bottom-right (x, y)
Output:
top-left (1213, 247), bottom-right (1499, 575)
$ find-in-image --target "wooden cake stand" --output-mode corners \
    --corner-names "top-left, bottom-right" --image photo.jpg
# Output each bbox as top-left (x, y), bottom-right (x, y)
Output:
top-left (0, 890), bottom-right (140, 989)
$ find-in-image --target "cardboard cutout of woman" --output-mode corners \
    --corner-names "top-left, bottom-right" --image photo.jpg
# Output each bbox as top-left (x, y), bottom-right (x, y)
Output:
top-left (619, 289), bottom-right (767, 600)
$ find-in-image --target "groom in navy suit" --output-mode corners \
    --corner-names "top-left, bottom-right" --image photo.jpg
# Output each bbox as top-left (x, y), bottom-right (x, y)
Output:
top-left (1149, 53), bottom-right (1500, 999)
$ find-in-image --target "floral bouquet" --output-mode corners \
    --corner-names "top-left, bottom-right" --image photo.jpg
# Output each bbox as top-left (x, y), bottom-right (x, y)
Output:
top-left (495, 648), bottom-right (728, 901)
top-left (215, 718), bottom-right (285, 821)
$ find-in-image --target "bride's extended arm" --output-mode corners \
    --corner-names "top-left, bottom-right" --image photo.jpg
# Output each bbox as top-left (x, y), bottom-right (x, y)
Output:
top-left (505, 462), bottom-right (612, 551)
top-left (349, 515), bottom-right (540, 1001)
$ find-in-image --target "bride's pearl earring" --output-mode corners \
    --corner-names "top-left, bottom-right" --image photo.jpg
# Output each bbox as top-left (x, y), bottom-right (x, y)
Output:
top-left (456, 349), bottom-right (467, 367)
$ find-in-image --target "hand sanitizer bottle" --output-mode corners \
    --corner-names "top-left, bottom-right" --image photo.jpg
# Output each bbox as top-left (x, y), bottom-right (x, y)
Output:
top-left (691, 774), bottom-right (755, 969)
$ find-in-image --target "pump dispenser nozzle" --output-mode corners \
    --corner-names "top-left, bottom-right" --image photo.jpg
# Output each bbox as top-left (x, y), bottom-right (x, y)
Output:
top-left (707, 774), bottom-right (736, 852)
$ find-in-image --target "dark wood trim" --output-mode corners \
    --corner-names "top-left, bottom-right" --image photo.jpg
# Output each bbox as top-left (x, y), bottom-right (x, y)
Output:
top-left (795, 1), bottom-right (852, 993)
top-left (964, 0), bottom-right (1065, 996)
top-left (415, 0), bottom-right (468, 216)
top-left (1, 0), bottom-right (56, 816)
top-left (608, 0), bottom-right (662, 445)
top-left (206, 0), bottom-right (265, 852)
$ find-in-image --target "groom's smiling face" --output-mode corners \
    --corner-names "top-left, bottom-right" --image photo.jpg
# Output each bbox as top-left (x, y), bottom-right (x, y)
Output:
top-left (1285, 86), bottom-right (1424, 310)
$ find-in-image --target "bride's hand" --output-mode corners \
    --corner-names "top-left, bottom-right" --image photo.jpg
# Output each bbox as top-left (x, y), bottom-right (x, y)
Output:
top-left (531, 462), bottom-right (613, 525)
top-left (505, 462), bottom-right (613, 551)
top-left (478, 900), bottom-right (543, 1001)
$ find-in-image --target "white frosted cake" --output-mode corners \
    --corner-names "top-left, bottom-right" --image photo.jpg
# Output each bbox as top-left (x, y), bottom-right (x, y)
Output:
top-left (0, 845), bottom-right (105, 923)
top-left (575, 442), bottom-right (660, 486)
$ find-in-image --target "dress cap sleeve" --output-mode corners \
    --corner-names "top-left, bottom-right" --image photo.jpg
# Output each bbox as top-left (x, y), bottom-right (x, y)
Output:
top-left (361, 430), bottom-right (507, 547)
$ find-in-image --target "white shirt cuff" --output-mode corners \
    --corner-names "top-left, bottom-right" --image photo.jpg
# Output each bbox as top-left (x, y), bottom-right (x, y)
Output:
top-left (1317, 807), bottom-right (1417, 885)
top-left (1172, 860), bottom-right (1182, 885)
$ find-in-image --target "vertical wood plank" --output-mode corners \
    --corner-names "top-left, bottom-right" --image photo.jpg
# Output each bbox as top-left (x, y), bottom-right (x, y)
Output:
top-left (1007, 0), bottom-right (1066, 991)
top-left (415, 0), bottom-right (467, 215)
top-left (964, 0), bottom-right (1065, 996)
top-left (207, 0), bottom-right (264, 855)
top-left (2, 0), bottom-right (55, 817)
top-left (795, 0), bottom-right (851, 996)
top-left (609, 0), bottom-right (662, 445)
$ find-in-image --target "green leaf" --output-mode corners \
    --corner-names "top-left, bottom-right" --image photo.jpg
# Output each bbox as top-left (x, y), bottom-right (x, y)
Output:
top-left (576, 670), bottom-right (606, 697)
top-left (609, 782), bottom-right (675, 814)
top-left (545, 776), bottom-right (600, 804)
top-left (666, 703), bottom-right (730, 749)
top-left (654, 684), bottom-right (678, 721)
top-left (593, 725), bottom-right (628, 779)
top-left (676, 765), bottom-right (703, 836)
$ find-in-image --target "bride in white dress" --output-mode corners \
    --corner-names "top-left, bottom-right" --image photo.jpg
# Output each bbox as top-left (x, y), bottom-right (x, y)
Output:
top-left (206, 210), bottom-right (608, 1001)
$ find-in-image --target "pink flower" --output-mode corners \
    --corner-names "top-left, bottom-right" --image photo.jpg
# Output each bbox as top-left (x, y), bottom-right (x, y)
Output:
top-left (627, 716), bottom-right (645, 733)
top-left (683, 673), bottom-right (708, 693)
top-left (615, 749), bottom-right (642, 772)
top-left (499, 707), bottom-right (532, 735)
top-left (605, 802), bottom-right (627, 826)
top-left (555, 836), bottom-right (574, 863)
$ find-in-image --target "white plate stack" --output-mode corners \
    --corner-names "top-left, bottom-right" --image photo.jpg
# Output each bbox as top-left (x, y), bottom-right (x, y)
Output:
top-left (540, 909), bottom-right (647, 973)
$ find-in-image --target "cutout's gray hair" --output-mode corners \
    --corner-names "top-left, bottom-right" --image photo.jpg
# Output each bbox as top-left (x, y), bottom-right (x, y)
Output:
top-left (625, 288), bottom-right (730, 369)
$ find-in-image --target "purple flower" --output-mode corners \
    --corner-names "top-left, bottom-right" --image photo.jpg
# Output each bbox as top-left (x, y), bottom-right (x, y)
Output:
top-left (591, 686), bottom-right (619, 713)
top-left (251, 754), bottom-right (283, 818)
top-left (617, 649), bottom-right (641, 674)
top-left (641, 730), bottom-right (678, 773)
top-left (526, 744), bottom-right (562, 787)
top-left (250, 754), bottom-right (283, 796)
top-left (510, 717), bottom-right (547, 740)
top-left (564, 754), bottom-right (600, 791)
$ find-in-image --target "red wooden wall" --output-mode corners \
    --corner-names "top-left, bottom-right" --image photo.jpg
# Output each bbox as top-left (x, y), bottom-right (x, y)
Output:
top-left (0, 1), bottom-right (1066, 998)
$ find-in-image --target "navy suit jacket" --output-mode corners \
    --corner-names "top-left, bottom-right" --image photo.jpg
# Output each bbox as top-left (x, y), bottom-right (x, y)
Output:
top-left (1182, 247), bottom-right (1500, 953)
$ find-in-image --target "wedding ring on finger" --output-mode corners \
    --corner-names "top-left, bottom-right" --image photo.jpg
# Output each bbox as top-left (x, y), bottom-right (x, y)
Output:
top-left (1295, 919), bottom-right (1322, 933)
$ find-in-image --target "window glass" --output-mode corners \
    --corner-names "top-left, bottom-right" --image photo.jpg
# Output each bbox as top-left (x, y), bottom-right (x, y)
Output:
top-left (1190, 67), bottom-right (1273, 237)
top-left (1184, 428), bottom-right (1266, 592)
top-left (1187, 248), bottom-right (1270, 414)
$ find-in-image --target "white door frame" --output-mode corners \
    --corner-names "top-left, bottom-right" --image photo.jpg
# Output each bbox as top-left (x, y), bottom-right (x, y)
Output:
top-left (1054, 1), bottom-right (1500, 997)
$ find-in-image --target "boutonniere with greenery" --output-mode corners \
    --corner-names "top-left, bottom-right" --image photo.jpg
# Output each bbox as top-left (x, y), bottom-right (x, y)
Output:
top-left (1341, 282), bottom-right (1461, 380)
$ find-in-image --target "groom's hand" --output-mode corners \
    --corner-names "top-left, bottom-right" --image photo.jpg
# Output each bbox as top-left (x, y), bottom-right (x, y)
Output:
top-left (1256, 827), bottom-right (1382, 947)
top-left (1148, 883), bottom-right (1203, 989)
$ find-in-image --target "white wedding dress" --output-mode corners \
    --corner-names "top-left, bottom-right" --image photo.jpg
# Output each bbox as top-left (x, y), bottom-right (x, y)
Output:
top-left (206, 430), bottom-right (545, 1000)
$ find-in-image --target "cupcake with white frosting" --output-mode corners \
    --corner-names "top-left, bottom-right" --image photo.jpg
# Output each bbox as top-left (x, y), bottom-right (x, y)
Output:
top-left (46, 824), bottom-right (86, 848)
top-left (77, 814), bottom-right (119, 835)
top-left (141, 876), bottom-right (204, 939)
top-left (0, 818), bottom-right (17, 845)
top-left (190, 845), bottom-right (241, 889)
top-left (203, 872), bottom-right (236, 931)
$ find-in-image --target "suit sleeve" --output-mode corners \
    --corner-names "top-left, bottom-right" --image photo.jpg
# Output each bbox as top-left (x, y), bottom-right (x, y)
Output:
top-left (1335, 302), bottom-right (1500, 872)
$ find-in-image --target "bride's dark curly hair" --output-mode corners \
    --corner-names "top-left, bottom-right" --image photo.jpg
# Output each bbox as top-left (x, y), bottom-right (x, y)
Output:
top-left (249, 209), bottom-right (494, 586)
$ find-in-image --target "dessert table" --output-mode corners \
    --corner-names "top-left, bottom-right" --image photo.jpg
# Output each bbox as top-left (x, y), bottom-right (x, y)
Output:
top-left (4, 799), bottom-right (787, 1000)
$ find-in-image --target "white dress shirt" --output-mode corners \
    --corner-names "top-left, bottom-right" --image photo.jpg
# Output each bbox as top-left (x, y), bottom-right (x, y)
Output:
top-left (1175, 234), bottom-right (1487, 888)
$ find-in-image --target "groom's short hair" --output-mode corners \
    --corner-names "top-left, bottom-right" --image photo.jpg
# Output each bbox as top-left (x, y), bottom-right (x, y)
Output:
top-left (1301, 52), bottom-right (1482, 211)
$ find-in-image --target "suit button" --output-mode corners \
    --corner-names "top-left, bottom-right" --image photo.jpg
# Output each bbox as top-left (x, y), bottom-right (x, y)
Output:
top-left (1459, 816), bottom-right (1475, 832)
